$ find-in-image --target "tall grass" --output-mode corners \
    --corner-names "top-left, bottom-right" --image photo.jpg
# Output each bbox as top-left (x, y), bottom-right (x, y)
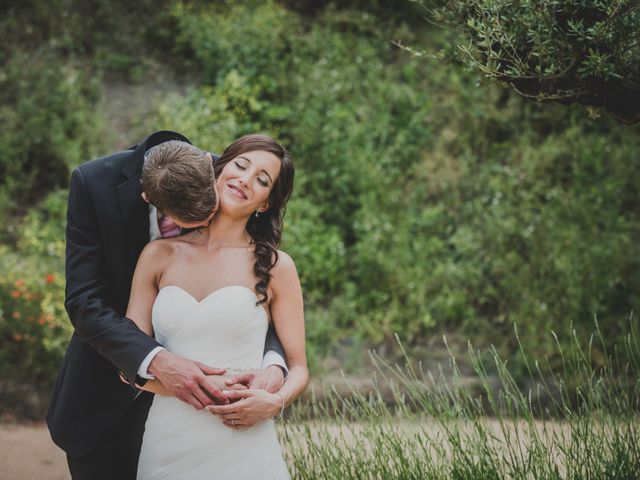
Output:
top-left (282, 319), bottom-right (640, 479)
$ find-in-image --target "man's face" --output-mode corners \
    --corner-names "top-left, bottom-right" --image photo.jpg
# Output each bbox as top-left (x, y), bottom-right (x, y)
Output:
top-left (170, 210), bottom-right (216, 229)
top-left (141, 191), bottom-right (218, 229)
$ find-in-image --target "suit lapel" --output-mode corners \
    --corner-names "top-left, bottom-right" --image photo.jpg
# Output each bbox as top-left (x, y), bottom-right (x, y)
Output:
top-left (117, 140), bottom-right (150, 270)
top-left (117, 173), bottom-right (150, 261)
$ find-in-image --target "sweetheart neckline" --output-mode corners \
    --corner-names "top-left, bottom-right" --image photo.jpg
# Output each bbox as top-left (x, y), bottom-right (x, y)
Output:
top-left (158, 284), bottom-right (259, 304)
top-left (156, 284), bottom-right (270, 319)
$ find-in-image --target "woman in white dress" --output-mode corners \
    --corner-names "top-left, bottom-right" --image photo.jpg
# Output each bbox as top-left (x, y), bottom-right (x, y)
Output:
top-left (125, 135), bottom-right (307, 479)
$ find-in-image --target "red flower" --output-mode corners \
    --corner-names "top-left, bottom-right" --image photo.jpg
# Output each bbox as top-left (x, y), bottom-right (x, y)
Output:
top-left (46, 273), bottom-right (56, 284)
top-left (15, 279), bottom-right (25, 288)
top-left (13, 334), bottom-right (22, 342)
top-left (10, 290), bottom-right (21, 298)
top-left (38, 317), bottom-right (47, 325)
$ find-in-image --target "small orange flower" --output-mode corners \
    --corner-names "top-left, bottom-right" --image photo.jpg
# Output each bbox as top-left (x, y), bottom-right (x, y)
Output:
top-left (12, 311), bottom-right (21, 319)
top-left (38, 317), bottom-right (47, 325)
top-left (15, 279), bottom-right (25, 288)
top-left (10, 290), bottom-right (21, 298)
top-left (46, 273), bottom-right (56, 284)
top-left (13, 334), bottom-right (22, 342)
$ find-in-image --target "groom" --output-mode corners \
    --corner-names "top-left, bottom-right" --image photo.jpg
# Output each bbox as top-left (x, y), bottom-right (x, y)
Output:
top-left (47, 131), bottom-right (287, 479)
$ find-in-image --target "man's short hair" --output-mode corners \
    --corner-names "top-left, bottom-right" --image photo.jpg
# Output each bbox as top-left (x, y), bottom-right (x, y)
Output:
top-left (141, 140), bottom-right (216, 224)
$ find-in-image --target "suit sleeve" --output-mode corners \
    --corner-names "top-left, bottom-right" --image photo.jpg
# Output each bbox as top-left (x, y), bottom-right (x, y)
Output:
top-left (263, 322), bottom-right (286, 360)
top-left (64, 167), bottom-right (161, 383)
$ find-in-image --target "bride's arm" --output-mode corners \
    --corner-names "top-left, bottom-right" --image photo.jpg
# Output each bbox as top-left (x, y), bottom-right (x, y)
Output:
top-left (208, 251), bottom-right (308, 426)
top-left (269, 251), bottom-right (308, 407)
top-left (124, 242), bottom-right (171, 396)
top-left (124, 242), bottom-right (237, 400)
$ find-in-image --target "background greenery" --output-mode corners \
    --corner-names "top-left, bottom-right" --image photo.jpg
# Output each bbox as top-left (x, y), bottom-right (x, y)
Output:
top-left (1, 0), bottom-right (638, 417)
top-left (428, 0), bottom-right (640, 123)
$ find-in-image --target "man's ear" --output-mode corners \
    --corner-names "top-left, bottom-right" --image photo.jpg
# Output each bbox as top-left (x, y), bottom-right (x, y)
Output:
top-left (141, 192), bottom-right (150, 203)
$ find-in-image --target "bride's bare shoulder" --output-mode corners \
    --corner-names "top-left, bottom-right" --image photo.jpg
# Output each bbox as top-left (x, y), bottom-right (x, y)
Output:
top-left (269, 251), bottom-right (301, 302)
top-left (138, 238), bottom-right (183, 264)
top-left (271, 250), bottom-right (298, 280)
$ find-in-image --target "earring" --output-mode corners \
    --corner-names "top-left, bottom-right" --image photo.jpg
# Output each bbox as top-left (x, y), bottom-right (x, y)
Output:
top-left (255, 210), bottom-right (260, 218)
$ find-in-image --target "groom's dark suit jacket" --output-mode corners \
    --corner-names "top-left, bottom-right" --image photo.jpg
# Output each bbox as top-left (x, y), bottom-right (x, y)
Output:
top-left (47, 131), bottom-right (285, 458)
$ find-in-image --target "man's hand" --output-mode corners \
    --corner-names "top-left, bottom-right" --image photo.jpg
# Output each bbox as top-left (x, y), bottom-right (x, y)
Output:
top-left (206, 389), bottom-right (282, 428)
top-left (148, 350), bottom-right (228, 409)
top-left (225, 365), bottom-right (285, 394)
top-left (201, 375), bottom-right (247, 403)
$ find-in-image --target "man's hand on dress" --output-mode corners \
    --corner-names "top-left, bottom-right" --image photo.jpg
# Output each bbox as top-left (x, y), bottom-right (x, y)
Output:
top-left (201, 375), bottom-right (247, 404)
top-left (148, 350), bottom-right (228, 409)
top-left (206, 390), bottom-right (282, 428)
top-left (225, 365), bottom-right (285, 394)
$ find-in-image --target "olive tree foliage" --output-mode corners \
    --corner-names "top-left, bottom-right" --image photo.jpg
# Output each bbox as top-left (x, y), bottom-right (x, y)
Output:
top-left (422, 0), bottom-right (640, 123)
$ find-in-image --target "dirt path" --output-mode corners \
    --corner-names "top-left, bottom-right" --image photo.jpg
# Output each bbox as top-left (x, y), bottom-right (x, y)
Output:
top-left (0, 423), bottom-right (68, 480)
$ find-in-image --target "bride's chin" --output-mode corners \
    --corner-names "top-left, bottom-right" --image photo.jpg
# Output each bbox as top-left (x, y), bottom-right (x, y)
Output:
top-left (217, 203), bottom-right (252, 219)
top-left (218, 196), bottom-right (240, 210)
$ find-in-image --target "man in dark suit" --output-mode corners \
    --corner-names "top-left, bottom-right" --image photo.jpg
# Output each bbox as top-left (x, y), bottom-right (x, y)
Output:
top-left (47, 131), bottom-right (286, 479)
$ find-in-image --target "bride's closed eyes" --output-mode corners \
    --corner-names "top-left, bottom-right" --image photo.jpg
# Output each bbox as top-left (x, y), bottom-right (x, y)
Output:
top-left (233, 159), bottom-right (271, 187)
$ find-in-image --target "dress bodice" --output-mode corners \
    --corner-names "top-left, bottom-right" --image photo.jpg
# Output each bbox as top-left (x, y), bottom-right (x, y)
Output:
top-left (152, 285), bottom-right (268, 370)
top-left (139, 285), bottom-right (289, 479)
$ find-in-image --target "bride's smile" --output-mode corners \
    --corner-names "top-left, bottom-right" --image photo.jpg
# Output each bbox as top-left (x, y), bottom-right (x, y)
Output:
top-left (227, 183), bottom-right (248, 199)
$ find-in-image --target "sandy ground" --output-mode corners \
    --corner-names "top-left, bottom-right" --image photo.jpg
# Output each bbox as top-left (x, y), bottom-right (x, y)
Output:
top-left (0, 423), bottom-right (69, 480)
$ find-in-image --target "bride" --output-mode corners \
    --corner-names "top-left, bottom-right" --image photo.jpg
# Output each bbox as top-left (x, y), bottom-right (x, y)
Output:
top-left (125, 134), bottom-right (307, 479)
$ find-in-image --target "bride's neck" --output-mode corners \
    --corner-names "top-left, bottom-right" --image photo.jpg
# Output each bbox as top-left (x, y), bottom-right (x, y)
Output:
top-left (202, 211), bottom-right (250, 249)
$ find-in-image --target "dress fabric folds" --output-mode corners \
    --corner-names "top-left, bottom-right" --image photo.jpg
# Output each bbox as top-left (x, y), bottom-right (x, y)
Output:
top-left (137, 285), bottom-right (289, 480)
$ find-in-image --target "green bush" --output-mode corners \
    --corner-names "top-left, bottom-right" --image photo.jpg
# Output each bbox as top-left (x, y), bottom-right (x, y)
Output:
top-left (146, 70), bottom-right (266, 152)
top-left (0, 190), bottom-right (69, 390)
top-left (0, 258), bottom-right (69, 386)
top-left (428, 0), bottom-right (640, 123)
top-left (1, 1), bottom-right (639, 401)
top-left (169, 1), bottom-right (295, 87)
top-left (1, 1), bottom-right (175, 75)
top-left (0, 53), bottom-right (103, 221)
top-left (138, 2), bottom-right (640, 370)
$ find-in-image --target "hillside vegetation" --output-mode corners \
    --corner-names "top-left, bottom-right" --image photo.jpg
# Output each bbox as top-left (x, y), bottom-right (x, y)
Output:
top-left (1, 1), bottom-right (638, 414)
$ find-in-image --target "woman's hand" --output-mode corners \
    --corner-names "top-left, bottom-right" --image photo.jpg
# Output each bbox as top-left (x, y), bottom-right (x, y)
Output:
top-left (201, 374), bottom-right (247, 404)
top-left (206, 389), bottom-right (282, 428)
top-left (224, 365), bottom-right (285, 393)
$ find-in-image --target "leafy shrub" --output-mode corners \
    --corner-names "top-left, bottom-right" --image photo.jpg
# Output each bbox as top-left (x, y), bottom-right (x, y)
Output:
top-left (2, 1), bottom-right (639, 402)
top-left (140, 2), bottom-right (640, 370)
top-left (169, 0), bottom-right (295, 87)
top-left (428, 0), bottom-right (640, 123)
top-left (0, 189), bottom-right (69, 392)
top-left (0, 259), bottom-right (69, 386)
top-left (147, 70), bottom-right (266, 153)
top-left (0, 52), bottom-right (103, 221)
top-left (1, 0), bottom-right (175, 75)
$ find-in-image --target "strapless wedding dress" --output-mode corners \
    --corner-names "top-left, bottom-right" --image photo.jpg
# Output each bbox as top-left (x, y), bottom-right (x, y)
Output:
top-left (137, 285), bottom-right (289, 479)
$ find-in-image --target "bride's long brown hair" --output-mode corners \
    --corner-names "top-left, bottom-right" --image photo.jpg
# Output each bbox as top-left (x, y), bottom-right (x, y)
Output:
top-left (214, 134), bottom-right (295, 305)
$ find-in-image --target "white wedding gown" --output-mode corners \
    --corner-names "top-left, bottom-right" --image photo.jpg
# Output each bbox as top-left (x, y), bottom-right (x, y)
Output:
top-left (137, 285), bottom-right (290, 480)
